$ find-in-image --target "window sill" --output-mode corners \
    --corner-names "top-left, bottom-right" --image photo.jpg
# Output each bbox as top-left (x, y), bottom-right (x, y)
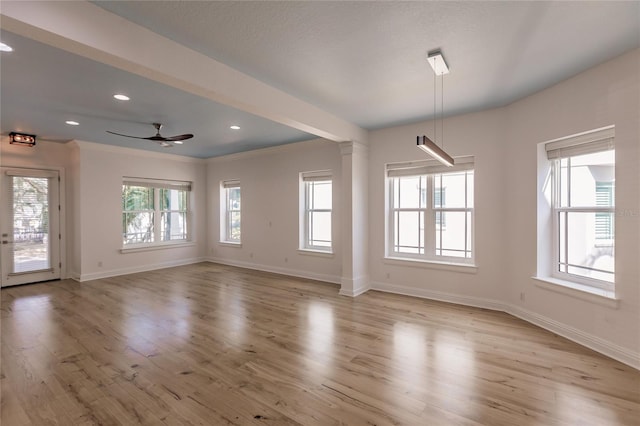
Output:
top-left (298, 248), bottom-right (334, 258)
top-left (218, 241), bottom-right (242, 248)
top-left (120, 241), bottom-right (195, 254)
top-left (532, 276), bottom-right (619, 309)
top-left (384, 257), bottom-right (477, 274)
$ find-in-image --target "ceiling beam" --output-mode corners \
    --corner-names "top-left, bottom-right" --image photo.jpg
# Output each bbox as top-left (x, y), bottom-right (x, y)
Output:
top-left (0, 1), bottom-right (368, 144)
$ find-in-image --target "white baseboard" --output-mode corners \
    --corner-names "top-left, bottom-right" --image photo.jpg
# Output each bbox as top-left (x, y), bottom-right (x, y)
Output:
top-left (339, 276), bottom-right (370, 297)
top-left (77, 257), bottom-right (206, 282)
top-left (370, 280), bottom-right (639, 371)
top-left (506, 305), bottom-right (640, 371)
top-left (206, 256), bottom-right (341, 285)
top-left (370, 280), bottom-right (505, 311)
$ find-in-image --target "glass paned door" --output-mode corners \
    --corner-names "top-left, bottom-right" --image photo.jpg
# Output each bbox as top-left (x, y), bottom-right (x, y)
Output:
top-left (1, 168), bottom-right (60, 287)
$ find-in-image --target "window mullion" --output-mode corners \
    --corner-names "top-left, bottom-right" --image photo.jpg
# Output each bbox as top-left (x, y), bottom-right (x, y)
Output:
top-left (153, 188), bottom-right (160, 243)
top-left (425, 175), bottom-right (435, 258)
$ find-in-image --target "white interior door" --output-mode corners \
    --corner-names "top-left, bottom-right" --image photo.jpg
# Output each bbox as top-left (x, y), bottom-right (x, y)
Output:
top-left (1, 168), bottom-right (61, 287)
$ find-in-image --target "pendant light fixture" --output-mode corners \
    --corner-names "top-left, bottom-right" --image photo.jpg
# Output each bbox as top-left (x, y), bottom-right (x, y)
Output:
top-left (417, 50), bottom-right (454, 167)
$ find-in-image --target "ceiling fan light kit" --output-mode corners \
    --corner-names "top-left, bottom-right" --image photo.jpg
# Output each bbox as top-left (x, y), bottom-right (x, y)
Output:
top-left (417, 49), bottom-right (454, 167)
top-left (106, 122), bottom-right (193, 148)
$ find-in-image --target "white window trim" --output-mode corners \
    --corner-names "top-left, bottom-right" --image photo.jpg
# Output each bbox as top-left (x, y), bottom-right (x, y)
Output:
top-left (384, 257), bottom-right (477, 274)
top-left (120, 241), bottom-right (195, 254)
top-left (385, 157), bottom-right (475, 264)
top-left (122, 177), bottom-right (192, 248)
top-left (545, 127), bottom-right (615, 293)
top-left (220, 180), bottom-right (241, 244)
top-left (532, 276), bottom-right (618, 309)
top-left (532, 125), bottom-right (618, 296)
top-left (300, 171), bottom-right (333, 252)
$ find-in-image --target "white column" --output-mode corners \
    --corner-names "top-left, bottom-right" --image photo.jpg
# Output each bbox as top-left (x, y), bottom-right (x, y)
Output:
top-left (339, 141), bottom-right (369, 297)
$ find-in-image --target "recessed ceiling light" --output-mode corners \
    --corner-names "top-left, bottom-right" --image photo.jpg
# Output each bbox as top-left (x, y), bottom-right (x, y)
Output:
top-left (174, 141), bottom-right (183, 145)
top-left (65, 120), bottom-right (80, 126)
top-left (0, 42), bottom-right (13, 52)
top-left (113, 94), bottom-right (130, 101)
top-left (230, 125), bottom-right (241, 130)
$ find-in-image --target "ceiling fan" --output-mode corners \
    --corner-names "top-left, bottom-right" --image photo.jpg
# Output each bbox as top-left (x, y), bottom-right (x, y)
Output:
top-left (107, 123), bottom-right (193, 147)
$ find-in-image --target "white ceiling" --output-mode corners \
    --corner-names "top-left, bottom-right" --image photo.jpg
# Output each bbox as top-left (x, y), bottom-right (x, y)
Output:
top-left (1, 1), bottom-right (639, 158)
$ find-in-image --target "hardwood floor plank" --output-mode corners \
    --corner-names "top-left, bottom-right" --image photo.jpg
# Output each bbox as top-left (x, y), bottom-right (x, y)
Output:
top-left (1, 262), bottom-right (639, 425)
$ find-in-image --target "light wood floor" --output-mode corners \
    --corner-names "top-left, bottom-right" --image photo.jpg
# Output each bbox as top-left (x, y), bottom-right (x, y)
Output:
top-left (1, 263), bottom-right (639, 425)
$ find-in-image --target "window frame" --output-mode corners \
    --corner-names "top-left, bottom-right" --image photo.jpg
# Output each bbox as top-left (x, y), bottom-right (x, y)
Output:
top-left (545, 126), bottom-right (615, 292)
top-left (300, 171), bottom-right (333, 253)
top-left (122, 178), bottom-right (192, 248)
top-left (386, 158), bottom-right (474, 265)
top-left (220, 180), bottom-right (241, 244)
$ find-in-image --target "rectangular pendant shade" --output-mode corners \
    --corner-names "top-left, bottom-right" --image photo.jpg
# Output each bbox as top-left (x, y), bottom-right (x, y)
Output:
top-left (416, 135), bottom-right (454, 167)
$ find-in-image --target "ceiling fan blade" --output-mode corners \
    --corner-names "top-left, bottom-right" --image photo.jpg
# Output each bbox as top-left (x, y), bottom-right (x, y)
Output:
top-left (106, 130), bottom-right (149, 140)
top-left (163, 134), bottom-right (194, 142)
top-left (107, 125), bottom-right (192, 144)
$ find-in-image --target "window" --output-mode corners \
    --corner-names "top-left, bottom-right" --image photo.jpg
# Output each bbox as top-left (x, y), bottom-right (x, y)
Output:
top-left (545, 127), bottom-right (615, 290)
top-left (300, 171), bottom-right (332, 252)
top-left (387, 158), bottom-right (474, 263)
top-left (221, 180), bottom-right (241, 243)
top-left (122, 178), bottom-right (191, 246)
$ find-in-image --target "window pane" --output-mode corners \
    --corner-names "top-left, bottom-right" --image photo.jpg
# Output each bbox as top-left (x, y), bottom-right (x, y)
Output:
top-left (160, 189), bottom-right (187, 211)
top-left (310, 181), bottom-right (332, 210)
top-left (229, 211), bottom-right (241, 241)
top-left (12, 177), bottom-right (50, 272)
top-left (435, 211), bottom-right (469, 258)
top-left (123, 186), bottom-right (153, 211)
top-left (309, 211), bottom-right (331, 247)
top-left (559, 211), bottom-right (614, 282)
top-left (228, 187), bottom-right (241, 210)
top-left (438, 172), bottom-right (467, 208)
top-left (123, 212), bottom-right (154, 244)
top-left (397, 176), bottom-right (425, 209)
top-left (395, 211), bottom-right (424, 254)
top-left (568, 151), bottom-right (615, 208)
top-left (161, 212), bottom-right (187, 241)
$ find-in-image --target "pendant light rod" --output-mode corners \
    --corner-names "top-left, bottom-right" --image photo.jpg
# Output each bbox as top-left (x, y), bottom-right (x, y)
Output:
top-left (416, 49), bottom-right (454, 166)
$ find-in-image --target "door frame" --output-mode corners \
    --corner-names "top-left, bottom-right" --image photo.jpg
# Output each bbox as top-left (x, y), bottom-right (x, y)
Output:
top-left (0, 165), bottom-right (67, 286)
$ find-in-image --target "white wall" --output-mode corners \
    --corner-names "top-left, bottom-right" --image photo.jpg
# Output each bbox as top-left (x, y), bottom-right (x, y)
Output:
top-left (72, 141), bottom-right (207, 280)
top-left (206, 139), bottom-right (343, 284)
top-left (367, 48), bottom-right (639, 367)
top-left (368, 108), bottom-right (507, 306)
top-left (505, 49), bottom-right (639, 361)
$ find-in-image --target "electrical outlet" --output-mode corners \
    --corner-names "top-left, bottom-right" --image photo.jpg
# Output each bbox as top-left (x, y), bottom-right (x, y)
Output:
top-left (284, 257), bottom-right (288, 263)
top-left (98, 261), bottom-right (103, 268)
top-left (386, 272), bottom-right (390, 279)
top-left (520, 292), bottom-right (526, 302)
